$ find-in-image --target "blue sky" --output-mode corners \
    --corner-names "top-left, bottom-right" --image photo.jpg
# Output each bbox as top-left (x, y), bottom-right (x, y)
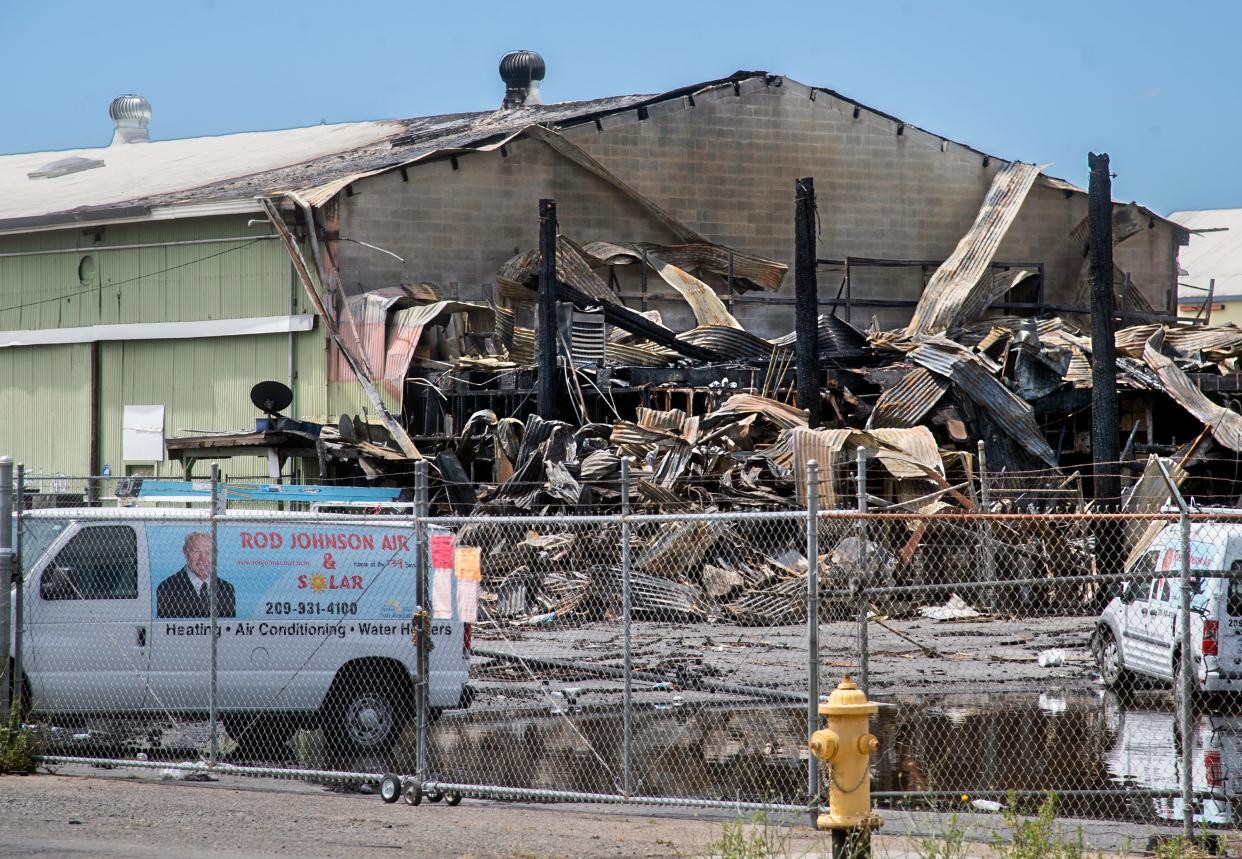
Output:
top-left (1, 1), bottom-right (1233, 215)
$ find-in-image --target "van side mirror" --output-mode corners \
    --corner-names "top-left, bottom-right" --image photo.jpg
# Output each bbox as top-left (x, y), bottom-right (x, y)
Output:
top-left (1119, 582), bottom-right (1138, 605)
top-left (40, 567), bottom-right (75, 600)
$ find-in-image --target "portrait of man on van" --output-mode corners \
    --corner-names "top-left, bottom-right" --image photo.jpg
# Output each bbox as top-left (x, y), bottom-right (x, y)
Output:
top-left (156, 532), bottom-right (236, 618)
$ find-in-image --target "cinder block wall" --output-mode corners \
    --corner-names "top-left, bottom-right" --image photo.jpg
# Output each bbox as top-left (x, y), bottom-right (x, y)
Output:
top-left (338, 76), bottom-right (1178, 337)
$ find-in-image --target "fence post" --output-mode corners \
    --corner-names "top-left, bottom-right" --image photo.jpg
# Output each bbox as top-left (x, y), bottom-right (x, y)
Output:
top-left (0, 457), bottom-right (11, 715)
top-left (208, 464), bottom-right (220, 767)
top-left (855, 447), bottom-right (869, 694)
top-left (806, 459), bottom-right (820, 817)
top-left (1178, 505), bottom-right (1193, 840)
top-left (978, 441), bottom-right (996, 612)
top-left (414, 460), bottom-right (430, 784)
top-left (12, 464), bottom-right (22, 717)
top-left (1154, 455), bottom-right (1193, 840)
top-left (620, 456), bottom-right (633, 799)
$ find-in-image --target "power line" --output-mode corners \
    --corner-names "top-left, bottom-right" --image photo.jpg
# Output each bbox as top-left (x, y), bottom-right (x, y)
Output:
top-left (0, 239), bottom-right (266, 316)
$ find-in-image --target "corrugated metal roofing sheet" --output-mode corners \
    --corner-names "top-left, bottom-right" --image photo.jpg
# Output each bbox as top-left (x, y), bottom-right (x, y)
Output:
top-left (707, 393), bottom-right (807, 430)
top-left (870, 426), bottom-right (946, 480)
top-left (909, 339), bottom-right (1057, 465)
top-left (580, 241), bottom-right (788, 293)
top-left (646, 253), bottom-right (741, 329)
top-left (1143, 329), bottom-right (1242, 452)
top-left (497, 236), bottom-right (616, 303)
top-left (677, 325), bottom-right (778, 359)
top-left (866, 367), bottom-right (949, 429)
top-left (1114, 322), bottom-right (1242, 365)
top-left (770, 314), bottom-right (868, 358)
top-left (382, 300), bottom-right (493, 399)
top-left (905, 162), bottom-right (1043, 336)
top-left (0, 94), bottom-right (667, 227)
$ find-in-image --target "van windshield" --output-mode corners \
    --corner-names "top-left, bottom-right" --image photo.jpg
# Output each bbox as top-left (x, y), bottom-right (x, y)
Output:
top-left (19, 519), bottom-right (67, 577)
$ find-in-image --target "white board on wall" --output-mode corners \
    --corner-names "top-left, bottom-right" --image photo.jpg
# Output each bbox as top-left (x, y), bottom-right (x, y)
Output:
top-left (122, 405), bottom-right (165, 461)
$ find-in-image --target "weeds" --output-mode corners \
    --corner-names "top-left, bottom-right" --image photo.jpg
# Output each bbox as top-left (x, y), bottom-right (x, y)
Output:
top-left (914, 813), bottom-right (970, 859)
top-left (992, 793), bottom-right (1096, 859)
top-left (702, 812), bottom-right (795, 859)
top-left (0, 706), bottom-right (35, 774)
top-left (1150, 833), bottom-right (1218, 859)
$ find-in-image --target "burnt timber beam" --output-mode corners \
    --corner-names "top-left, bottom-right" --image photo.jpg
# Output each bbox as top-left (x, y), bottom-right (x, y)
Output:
top-left (537, 198), bottom-right (559, 418)
top-left (1088, 152), bottom-right (1121, 503)
top-left (794, 177), bottom-right (822, 427)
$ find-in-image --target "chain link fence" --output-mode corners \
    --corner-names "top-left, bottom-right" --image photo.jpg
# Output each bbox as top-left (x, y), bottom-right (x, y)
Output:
top-left (5, 455), bottom-right (1239, 842)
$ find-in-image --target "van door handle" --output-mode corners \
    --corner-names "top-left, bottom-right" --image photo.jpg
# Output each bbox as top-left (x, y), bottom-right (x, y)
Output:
top-left (136, 627), bottom-right (146, 648)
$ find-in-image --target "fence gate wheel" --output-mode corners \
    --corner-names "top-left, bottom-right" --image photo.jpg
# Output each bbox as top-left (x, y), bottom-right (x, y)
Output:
top-left (379, 774), bottom-right (401, 804)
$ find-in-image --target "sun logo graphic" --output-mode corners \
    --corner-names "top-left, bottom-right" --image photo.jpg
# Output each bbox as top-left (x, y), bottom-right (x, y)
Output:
top-left (310, 574), bottom-right (328, 593)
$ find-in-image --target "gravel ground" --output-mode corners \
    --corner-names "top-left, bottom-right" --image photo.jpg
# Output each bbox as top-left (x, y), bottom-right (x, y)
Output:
top-left (0, 770), bottom-right (830, 858)
top-left (0, 769), bottom-right (1193, 858)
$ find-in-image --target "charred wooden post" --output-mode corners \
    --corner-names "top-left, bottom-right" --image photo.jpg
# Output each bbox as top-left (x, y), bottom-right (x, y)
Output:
top-left (795, 177), bottom-right (822, 427)
top-left (1088, 153), bottom-right (1120, 504)
top-left (537, 198), bottom-right (559, 418)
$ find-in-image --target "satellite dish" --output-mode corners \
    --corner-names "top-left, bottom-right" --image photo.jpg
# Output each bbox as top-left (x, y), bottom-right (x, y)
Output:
top-left (250, 381), bottom-right (294, 417)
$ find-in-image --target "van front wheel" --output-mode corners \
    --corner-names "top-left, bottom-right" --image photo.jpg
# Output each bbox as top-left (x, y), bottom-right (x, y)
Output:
top-left (324, 676), bottom-right (405, 757)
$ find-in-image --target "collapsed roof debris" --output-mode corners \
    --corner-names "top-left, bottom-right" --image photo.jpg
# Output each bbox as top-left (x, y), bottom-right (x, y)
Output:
top-left (160, 193), bottom-right (1242, 625)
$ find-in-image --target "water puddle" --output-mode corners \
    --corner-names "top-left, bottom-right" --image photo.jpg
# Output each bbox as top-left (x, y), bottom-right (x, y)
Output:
top-left (431, 690), bottom-right (1240, 825)
top-left (37, 689), bottom-right (1240, 825)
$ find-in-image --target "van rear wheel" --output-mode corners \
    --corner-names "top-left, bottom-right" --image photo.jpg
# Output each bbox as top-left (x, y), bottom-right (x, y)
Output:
top-left (324, 675), bottom-right (405, 757)
top-left (1094, 627), bottom-right (1130, 690)
top-left (1173, 658), bottom-right (1202, 713)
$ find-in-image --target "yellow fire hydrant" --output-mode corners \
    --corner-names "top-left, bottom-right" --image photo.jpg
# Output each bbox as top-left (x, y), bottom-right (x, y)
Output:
top-left (809, 676), bottom-right (881, 853)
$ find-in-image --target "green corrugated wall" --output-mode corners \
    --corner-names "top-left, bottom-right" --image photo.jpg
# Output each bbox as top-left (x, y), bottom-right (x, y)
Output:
top-left (0, 343), bottom-right (92, 475)
top-left (0, 214), bottom-right (364, 479)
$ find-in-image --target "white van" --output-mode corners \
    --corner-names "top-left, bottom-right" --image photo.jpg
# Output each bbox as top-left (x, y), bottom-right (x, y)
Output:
top-left (1093, 522), bottom-right (1242, 701)
top-left (16, 509), bottom-right (472, 757)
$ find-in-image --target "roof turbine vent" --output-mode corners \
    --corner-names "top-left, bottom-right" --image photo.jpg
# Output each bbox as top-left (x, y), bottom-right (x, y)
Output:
top-left (109, 94), bottom-right (151, 145)
top-left (499, 50), bottom-right (545, 109)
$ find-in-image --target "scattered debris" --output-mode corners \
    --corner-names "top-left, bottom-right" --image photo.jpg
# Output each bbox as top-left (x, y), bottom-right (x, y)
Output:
top-left (919, 595), bottom-right (982, 622)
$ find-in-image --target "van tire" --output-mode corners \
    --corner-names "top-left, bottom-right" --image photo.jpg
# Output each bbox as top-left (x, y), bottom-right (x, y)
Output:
top-left (323, 673), bottom-right (406, 757)
top-left (1093, 627), bottom-right (1130, 690)
top-left (1173, 656), bottom-right (1201, 713)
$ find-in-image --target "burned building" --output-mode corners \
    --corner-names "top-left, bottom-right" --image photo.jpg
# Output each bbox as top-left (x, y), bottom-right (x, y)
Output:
top-left (0, 53), bottom-right (1200, 497)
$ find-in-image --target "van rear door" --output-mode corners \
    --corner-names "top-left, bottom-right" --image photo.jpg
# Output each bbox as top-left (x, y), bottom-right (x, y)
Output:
top-left (1218, 560), bottom-right (1242, 678)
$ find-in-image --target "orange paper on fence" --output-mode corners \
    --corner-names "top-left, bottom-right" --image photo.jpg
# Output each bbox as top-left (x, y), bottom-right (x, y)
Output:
top-left (455, 547), bottom-right (481, 622)
top-left (454, 547), bottom-right (481, 581)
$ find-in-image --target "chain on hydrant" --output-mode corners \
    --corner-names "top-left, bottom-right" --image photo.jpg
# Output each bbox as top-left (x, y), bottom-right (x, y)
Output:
top-left (809, 676), bottom-right (881, 858)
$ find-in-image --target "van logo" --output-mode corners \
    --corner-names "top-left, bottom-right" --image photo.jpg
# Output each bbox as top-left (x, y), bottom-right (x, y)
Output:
top-left (297, 573), bottom-right (365, 591)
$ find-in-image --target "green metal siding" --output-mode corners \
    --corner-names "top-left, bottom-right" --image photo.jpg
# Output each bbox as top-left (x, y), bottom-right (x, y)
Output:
top-left (0, 216), bottom-right (289, 332)
top-left (97, 330), bottom-right (328, 479)
top-left (0, 343), bottom-right (91, 475)
top-left (0, 216), bottom-right (341, 477)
